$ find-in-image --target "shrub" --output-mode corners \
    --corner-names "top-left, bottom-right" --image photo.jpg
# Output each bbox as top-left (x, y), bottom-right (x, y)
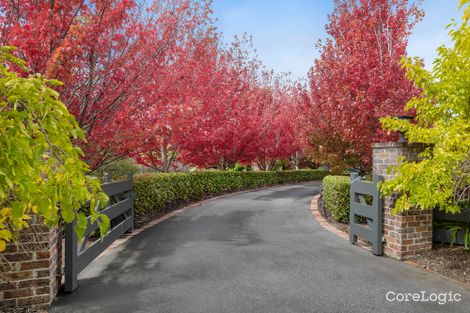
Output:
top-left (379, 3), bottom-right (470, 214)
top-left (0, 47), bottom-right (108, 251)
top-left (228, 163), bottom-right (252, 172)
top-left (273, 159), bottom-right (289, 171)
top-left (133, 169), bottom-right (328, 216)
top-left (322, 175), bottom-right (350, 223)
top-left (94, 158), bottom-right (141, 181)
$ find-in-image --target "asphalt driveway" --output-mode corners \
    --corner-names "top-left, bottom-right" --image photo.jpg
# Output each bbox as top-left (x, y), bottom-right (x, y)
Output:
top-left (51, 182), bottom-right (470, 313)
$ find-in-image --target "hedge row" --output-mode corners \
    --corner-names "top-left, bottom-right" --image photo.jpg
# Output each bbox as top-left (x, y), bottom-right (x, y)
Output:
top-left (322, 175), bottom-right (350, 223)
top-left (133, 169), bottom-right (328, 216)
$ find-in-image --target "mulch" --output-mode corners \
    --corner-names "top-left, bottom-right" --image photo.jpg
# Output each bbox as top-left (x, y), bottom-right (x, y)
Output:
top-left (409, 245), bottom-right (470, 285)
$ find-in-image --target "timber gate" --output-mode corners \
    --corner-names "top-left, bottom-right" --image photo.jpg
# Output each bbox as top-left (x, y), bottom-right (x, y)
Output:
top-left (349, 173), bottom-right (384, 256)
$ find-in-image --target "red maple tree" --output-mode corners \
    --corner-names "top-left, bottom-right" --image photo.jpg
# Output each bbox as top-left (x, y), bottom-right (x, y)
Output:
top-left (247, 77), bottom-right (305, 170)
top-left (307, 0), bottom-right (423, 173)
top-left (0, 0), bottom-right (213, 170)
top-left (1, 0), bottom-right (309, 172)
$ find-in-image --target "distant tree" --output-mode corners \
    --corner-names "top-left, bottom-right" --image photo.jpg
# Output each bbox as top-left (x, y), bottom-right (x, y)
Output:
top-left (168, 36), bottom-right (266, 170)
top-left (308, 0), bottom-right (423, 173)
top-left (250, 80), bottom-right (303, 171)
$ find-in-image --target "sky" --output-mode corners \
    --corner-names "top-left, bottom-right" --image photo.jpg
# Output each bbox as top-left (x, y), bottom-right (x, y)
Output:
top-left (212, 0), bottom-right (462, 81)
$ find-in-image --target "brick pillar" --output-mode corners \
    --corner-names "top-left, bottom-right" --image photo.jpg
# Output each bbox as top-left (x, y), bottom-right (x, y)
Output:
top-left (0, 223), bottom-right (62, 311)
top-left (373, 142), bottom-right (433, 260)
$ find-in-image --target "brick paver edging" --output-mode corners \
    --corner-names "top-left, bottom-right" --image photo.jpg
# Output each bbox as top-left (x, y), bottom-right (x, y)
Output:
top-left (309, 194), bottom-right (372, 251)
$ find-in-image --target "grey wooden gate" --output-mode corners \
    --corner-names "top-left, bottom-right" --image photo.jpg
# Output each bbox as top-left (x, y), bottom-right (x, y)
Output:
top-left (349, 173), bottom-right (384, 256)
top-left (64, 173), bottom-right (134, 292)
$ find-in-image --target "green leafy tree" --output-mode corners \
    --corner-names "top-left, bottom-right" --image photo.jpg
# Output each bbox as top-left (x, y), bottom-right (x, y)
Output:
top-left (0, 47), bottom-right (109, 251)
top-left (380, 1), bottom-right (470, 214)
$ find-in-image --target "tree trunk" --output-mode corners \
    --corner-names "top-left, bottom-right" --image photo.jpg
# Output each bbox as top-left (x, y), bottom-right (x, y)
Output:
top-left (218, 158), bottom-right (226, 170)
top-left (161, 146), bottom-right (169, 173)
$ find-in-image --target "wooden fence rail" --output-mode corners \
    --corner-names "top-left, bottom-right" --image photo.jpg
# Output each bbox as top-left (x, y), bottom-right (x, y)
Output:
top-left (64, 173), bottom-right (134, 292)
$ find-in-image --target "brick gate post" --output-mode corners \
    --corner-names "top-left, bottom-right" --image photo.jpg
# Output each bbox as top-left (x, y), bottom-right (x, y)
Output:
top-left (0, 223), bottom-right (62, 311)
top-left (373, 142), bottom-right (433, 260)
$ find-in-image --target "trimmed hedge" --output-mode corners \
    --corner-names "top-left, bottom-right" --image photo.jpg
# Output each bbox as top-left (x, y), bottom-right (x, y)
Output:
top-left (322, 175), bottom-right (350, 223)
top-left (133, 169), bottom-right (328, 216)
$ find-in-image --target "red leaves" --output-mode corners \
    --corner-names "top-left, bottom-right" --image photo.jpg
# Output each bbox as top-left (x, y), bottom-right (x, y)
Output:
top-left (0, 0), bottom-right (215, 169)
top-left (1, 0), bottom-right (305, 171)
top-left (307, 0), bottom-right (423, 173)
top-left (133, 35), bottom-right (304, 171)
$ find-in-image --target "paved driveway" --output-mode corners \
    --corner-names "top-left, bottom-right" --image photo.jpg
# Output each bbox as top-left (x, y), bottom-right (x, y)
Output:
top-left (52, 182), bottom-right (470, 313)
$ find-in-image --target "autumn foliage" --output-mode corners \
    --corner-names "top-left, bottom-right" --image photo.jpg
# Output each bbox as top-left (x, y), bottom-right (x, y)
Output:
top-left (307, 0), bottom-right (423, 173)
top-left (0, 0), bottom-right (428, 175)
top-left (0, 0), bottom-right (304, 172)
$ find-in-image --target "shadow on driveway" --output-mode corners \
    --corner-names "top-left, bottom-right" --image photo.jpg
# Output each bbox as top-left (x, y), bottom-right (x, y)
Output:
top-left (52, 182), bottom-right (470, 313)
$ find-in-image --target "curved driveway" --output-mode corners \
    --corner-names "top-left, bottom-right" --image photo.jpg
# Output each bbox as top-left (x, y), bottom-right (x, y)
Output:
top-left (52, 182), bottom-right (470, 313)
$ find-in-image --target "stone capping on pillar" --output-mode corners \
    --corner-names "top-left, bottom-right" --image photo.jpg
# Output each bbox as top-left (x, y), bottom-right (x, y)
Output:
top-left (372, 142), bottom-right (433, 261)
top-left (0, 223), bottom-right (62, 311)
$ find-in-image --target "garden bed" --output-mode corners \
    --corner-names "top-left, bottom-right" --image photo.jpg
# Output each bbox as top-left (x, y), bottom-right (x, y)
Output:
top-left (433, 207), bottom-right (470, 246)
top-left (409, 246), bottom-right (470, 285)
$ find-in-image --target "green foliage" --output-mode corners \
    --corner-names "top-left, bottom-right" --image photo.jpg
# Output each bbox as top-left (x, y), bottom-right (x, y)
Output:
top-left (380, 2), bottom-right (470, 214)
top-left (94, 158), bottom-right (140, 181)
top-left (273, 159), bottom-right (289, 171)
top-left (322, 176), bottom-right (350, 223)
top-left (133, 169), bottom-right (328, 216)
top-left (435, 219), bottom-right (470, 249)
top-left (227, 163), bottom-right (252, 172)
top-left (0, 47), bottom-right (108, 251)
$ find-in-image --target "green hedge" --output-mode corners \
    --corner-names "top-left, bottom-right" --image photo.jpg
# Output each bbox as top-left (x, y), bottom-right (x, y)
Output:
top-left (322, 175), bottom-right (350, 223)
top-left (133, 169), bottom-right (328, 216)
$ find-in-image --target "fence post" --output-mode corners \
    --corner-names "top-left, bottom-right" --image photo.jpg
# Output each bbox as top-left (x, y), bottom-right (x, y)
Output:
top-left (127, 172), bottom-right (134, 233)
top-left (372, 174), bottom-right (384, 256)
top-left (349, 172), bottom-right (359, 244)
top-left (64, 219), bottom-right (78, 292)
